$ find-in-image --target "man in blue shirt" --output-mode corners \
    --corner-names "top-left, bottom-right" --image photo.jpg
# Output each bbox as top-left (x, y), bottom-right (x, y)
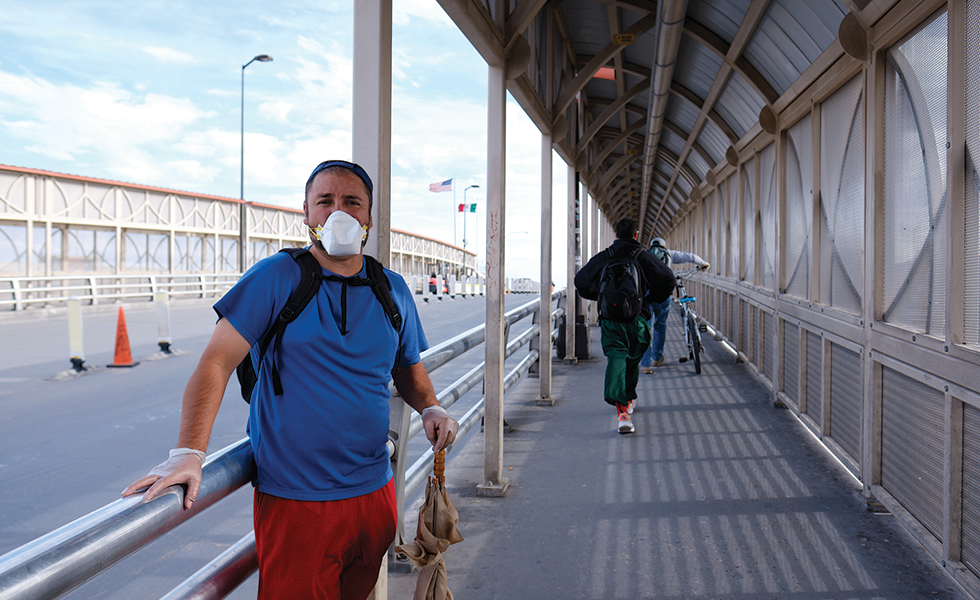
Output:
top-left (640, 237), bottom-right (709, 372)
top-left (124, 161), bottom-right (458, 600)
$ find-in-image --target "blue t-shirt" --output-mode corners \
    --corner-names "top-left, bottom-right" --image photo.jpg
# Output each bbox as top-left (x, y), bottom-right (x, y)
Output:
top-left (214, 250), bottom-right (428, 501)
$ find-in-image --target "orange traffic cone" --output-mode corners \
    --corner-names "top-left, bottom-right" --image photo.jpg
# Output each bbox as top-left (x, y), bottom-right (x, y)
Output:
top-left (108, 306), bottom-right (139, 368)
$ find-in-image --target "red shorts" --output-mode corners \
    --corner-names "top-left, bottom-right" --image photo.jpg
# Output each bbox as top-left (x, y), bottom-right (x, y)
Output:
top-left (253, 479), bottom-right (397, 600)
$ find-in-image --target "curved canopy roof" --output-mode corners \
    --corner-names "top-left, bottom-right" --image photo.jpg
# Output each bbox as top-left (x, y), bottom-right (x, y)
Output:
top-left (437, 0), bottom-right (885, 242)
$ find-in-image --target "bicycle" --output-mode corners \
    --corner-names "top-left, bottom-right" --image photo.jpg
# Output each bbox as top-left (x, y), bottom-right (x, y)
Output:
top-left (674, 268), bottom-right (708, 374)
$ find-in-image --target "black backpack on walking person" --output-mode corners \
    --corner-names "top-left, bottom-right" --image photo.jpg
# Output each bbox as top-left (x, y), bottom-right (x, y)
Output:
top-left (597, 246), bottom-right (644, 322)
top-left (236, 247), bottom-right (403, 403)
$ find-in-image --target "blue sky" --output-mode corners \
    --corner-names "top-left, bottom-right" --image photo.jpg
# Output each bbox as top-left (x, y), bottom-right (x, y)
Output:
top-left (0, 0), bottom-right (569, 283)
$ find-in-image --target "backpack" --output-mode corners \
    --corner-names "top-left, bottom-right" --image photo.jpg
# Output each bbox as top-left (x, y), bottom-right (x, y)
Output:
top-left (236, 247), bottom-right (403, 403)
top-left (597, 246), bottom-right (644, 322)
top-left (650, 244), bottom-right (671, 267)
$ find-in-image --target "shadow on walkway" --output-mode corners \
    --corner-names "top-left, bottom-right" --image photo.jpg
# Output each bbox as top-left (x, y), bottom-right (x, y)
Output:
top-left (389, 318), bottom-right (966, 600)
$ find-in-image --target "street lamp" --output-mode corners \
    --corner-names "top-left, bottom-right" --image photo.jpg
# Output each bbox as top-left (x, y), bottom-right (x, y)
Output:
top-left (463, 184), bottom-right (479, 250)
top-left (240, 54), bottom-right (273, 272)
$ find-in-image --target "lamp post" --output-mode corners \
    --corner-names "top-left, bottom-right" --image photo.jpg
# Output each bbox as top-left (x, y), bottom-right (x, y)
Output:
top-left (240, 54), bottom-right (273, 272)
top-left (463, 184), bottom-right (479, 250)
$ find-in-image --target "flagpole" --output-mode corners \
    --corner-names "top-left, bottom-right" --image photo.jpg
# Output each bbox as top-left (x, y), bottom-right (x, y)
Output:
top-left (452, 176), bottom-right (457, 247)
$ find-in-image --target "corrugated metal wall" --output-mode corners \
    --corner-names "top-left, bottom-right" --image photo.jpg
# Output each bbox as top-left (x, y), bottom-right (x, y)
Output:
top-left (964, 403), bottom-right (980, 579)
top-left (782, 321), bottom-right (800, 407)
top-left (763, 311), bottom-right (774, 382)
top-left (829, 343), bottom-right (862, 467)
top-left (881, 367), bottom-right (945, 540)
top-left (740, 299), bottom-right (751, 362)
top-left (805, 329), bottom-right (823, 428)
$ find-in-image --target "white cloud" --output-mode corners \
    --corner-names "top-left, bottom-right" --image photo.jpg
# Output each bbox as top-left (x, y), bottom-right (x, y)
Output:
top-left (142, 46), bottom-right (195, 63)
top-left (393, 0), bottom-right (454, 27)
top-left (0, 71), bottom-right (212, 171)
top-left (258, 100), bottom-right (294, 124)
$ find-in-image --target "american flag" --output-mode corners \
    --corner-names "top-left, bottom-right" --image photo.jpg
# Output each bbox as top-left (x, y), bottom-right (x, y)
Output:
top-left (429, 178), bottom-right (453, 192)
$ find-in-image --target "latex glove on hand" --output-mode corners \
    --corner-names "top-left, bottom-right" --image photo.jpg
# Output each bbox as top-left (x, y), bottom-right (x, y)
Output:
top-left (121, 448), bottom-right (205, 510)
top-left (421, 405), bottom-right (459, 452)
top-left (698, 262), bottom-right (710, 271)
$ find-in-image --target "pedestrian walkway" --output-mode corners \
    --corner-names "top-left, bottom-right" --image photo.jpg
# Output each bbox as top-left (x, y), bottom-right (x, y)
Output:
top-left (388, 314), bottom-right (967, 599)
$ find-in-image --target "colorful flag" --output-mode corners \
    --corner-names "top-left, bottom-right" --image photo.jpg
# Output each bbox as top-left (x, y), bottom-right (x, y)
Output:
top-left (429, 178), bottom-right (453, 192)
top-left (468, 203), bottom-right (477, 212)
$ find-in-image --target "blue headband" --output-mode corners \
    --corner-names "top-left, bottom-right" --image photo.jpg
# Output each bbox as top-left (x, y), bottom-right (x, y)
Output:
top-left (306, 160), bottom-right (374, 196)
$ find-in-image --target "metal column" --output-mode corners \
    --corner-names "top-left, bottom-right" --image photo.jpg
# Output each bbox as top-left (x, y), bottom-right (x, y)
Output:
top-left (564, 164), bottom-right (577, 364)
top-left (477, 62), bottom-right (510, 497)
top-left (353, 0), bottom-right (392, 266)
top-left (538, 131), bottom-right (555, 404)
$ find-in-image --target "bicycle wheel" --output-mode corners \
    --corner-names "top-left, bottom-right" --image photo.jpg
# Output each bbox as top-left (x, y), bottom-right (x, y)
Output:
top-left (678, 306), bottom-right (690, 362)
top-left (688, 314), bottom-right (701, 374)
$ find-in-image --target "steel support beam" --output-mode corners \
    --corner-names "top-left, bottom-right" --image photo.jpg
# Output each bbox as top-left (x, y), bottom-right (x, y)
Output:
top-left (353, 0), bottom-right (393, 265)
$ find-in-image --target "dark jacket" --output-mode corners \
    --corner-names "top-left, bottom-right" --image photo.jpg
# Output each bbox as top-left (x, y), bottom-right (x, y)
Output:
top-left (574, 238), bottom-right (676, 320)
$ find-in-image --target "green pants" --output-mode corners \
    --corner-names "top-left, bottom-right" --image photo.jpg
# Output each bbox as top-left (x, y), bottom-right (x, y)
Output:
top-left (600, 316), bottom-right (651, 407)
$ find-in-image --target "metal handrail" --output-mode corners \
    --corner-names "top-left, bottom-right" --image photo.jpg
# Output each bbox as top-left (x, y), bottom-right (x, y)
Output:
top-left (0, 291), bottom-right (566, 600)
top-left (0, 440), bottom-right (253, 600)
top-left (402, 306), bottom-right (564, 487)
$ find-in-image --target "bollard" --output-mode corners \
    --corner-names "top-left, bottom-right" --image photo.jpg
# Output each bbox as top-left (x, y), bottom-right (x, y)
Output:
top-left (67, 296), bottom-right (86, 372)
top-left (155, 292), bottom-right (173, 354)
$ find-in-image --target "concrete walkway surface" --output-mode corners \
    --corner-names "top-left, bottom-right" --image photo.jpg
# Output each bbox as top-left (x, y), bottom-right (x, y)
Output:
top-left (388, 319), bottom-right (967, 600)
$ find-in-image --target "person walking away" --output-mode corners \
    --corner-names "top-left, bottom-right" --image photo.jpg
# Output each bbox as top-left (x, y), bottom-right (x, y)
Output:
top-left (640, 237), bottom-right (709, 373)
top-left (123, 160), bottom-right (458, 600)
top-left (574, 218), bottom-right (675, 434)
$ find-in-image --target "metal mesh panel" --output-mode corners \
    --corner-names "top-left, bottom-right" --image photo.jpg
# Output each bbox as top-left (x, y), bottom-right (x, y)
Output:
top-left (742, 158), bottom-right (756, 282)
top-left (881, 367), bottom-right (944, 541)
top-left (784, 115), bottom-right (813, 299)
top-left (753, 305), bottom-right (760, 369)
top-left (883, 13), bottom-right (948, 336)
top-left (760, 144), bottom-right (777, 290)
top-left (705, 192), bottom-right (715, 268)
top-left (964, 402), bottom-right (980, 578)
top-left (728, 173), bottom-right (739, 278)
top-left (819, 74), bottom-right (864, 314)
top-left (829, 343), bottom-right (862, 467)
top-left (805, 329), bottom-right (823, 428)
top-left (782, 321), bottom-right (800, 406)
top-left (966, 0), bottom-right (980, 346)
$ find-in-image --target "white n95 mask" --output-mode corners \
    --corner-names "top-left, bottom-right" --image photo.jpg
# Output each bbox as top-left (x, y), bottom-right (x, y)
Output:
top-left (312, 210), bottom-right (368, 257)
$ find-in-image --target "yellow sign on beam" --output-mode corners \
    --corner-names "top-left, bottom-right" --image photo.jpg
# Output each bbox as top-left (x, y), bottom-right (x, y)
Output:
top-left (613, 33), bottom-right (636, 45)
top-left (626, 148), bottom-right (640, 155)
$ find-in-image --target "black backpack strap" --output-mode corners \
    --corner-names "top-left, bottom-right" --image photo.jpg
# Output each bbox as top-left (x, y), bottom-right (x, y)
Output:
top-left (363, 255), bottom-right (402, 332)
top-left (363, 255), bottom-right (405, 371)
top-left (263, 247), bottom-right (322, 395)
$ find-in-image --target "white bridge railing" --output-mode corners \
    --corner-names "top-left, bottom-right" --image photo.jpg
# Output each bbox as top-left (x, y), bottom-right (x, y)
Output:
top-left (0, 274), bottom-right (241, 311)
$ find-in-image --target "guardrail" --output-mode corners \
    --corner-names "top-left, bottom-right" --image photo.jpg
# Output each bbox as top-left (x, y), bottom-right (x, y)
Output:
top-left (0, 274), bottom-right (241, 311)
top-left (0, 291), bottom-right (565, 600)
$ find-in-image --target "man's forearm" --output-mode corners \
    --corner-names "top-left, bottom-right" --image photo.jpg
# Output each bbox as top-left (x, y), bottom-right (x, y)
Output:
top-left (392, 361), bottom-right (439, 413)
top-left (175, 318), bottom-right (251, 451)
top-left (176, 361), bottom-right (231, 451)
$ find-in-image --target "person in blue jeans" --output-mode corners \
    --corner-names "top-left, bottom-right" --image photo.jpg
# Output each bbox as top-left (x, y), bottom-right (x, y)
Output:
top-left (640, 238), bottom-right (709, 373)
